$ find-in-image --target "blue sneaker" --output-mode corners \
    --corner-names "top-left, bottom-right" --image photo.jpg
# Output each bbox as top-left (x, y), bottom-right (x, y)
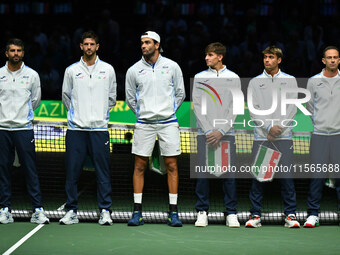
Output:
top-left (168, 211), bottom-right (182, 227)
top-left (128, 211), bottom-right (144, 226)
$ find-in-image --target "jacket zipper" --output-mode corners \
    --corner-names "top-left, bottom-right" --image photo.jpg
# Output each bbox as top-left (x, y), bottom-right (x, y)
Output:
top-left (11, 72), bottom-right (15, 121)
top-left (152, 66), bottom-right (157, 121)
top-left (89, 72), bottom-right (93, 129)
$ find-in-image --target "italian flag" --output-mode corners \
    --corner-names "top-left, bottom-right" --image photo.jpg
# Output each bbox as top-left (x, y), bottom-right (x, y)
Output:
top-left (206, 141), bottom-right (230, 177)
top-left (252, 145), bottom-right (281, 182)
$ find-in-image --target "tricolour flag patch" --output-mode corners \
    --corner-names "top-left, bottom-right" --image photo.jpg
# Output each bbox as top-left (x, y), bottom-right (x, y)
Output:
top-left (206, 140), bottom-right (230, 177)
top-left (252, 145), bottom-right (281, 182)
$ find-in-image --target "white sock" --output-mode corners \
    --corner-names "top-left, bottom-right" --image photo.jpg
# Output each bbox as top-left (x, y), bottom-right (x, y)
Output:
top-left (169, 193), bottom-right (178, 205)
top-left (134, 193), bottom-right (142, 204)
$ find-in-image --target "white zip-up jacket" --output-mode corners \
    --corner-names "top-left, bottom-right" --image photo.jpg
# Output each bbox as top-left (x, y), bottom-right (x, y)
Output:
top-left (125, 55), bottom-right (185, 123)
top-left (62, 56), bottom-right (117, 131)
top-left (0, 62), bottom-right (41, 130)
top-left (306, 69), bottom-right (340, 135)
top-left (192, 66), bottom-right (241, 136)
top-left (248, 69), bottom-right (297, 141)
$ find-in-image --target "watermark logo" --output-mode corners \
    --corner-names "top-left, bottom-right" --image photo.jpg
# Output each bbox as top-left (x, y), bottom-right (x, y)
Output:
top-left (200, 86), bottom-right (311, 116)
top-left (193, 77), bottom-right (312, 130)
top-left (197, 81), bottom-right (223, 108)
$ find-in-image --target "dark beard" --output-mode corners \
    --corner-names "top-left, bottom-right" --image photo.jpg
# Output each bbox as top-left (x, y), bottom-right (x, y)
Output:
top-left (84, 51), bottom-right (95, 58)
top-left (8, 57), bottom-right (22, 65)
top-left (142, 51), bottom-right (155, 61)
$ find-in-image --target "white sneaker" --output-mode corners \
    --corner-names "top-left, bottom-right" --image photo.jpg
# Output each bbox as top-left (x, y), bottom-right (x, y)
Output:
top-left (245, 215), bottom-right (261, 228)
top-left (195, 211), bottom-right (208, 227)
top-left (31, 207), bottom-right (49, 224)
top-left (226, 214), bottom-right (240, 228)
top-left (59, 210), bottom-right (79, 225)
top-left (0, 207), bottom-right (14, 224)
top-left (284, 214), bottom-right (300, 228)
top-left (303, 215), bottom-right (319, 228)
top-left (99, 209), bottom-right (113, 226)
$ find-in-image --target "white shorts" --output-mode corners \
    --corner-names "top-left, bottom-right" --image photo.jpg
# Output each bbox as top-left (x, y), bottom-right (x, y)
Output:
top-left (132, 122), bottom-right (181, 157)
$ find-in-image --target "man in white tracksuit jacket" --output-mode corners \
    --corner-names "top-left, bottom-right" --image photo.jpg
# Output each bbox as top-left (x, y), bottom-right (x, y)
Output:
top-left (0, 38), bottom-right (49, 224)
top-left (304, 46), bottom-right (340, 228)
top-left (125, 31), bottom-right (185, 227)
top-left (192, 42), bottom-right (241, 228)
top-left (60, 31), bottom-right (117, 225)
top-left (245, 46), bottom-right (300, 228)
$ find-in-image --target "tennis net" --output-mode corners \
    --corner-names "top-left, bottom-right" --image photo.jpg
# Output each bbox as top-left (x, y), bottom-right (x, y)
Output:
top-left (9, 121), bottom-right (339, 224)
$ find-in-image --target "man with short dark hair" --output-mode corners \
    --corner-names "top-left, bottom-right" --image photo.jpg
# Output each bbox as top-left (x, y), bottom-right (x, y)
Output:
top-left (60, 31), bottom-right (117, 225)
top-left (245, 46), bottom-right (300, 228)
top-left (304, 46), bottom-right (340, 228)
top-left (125, 31), bottom-right (185, 227)
top-left (192, 42), bottom-right (241, 227)
top-left (0, 38), bottom-right (49, 224)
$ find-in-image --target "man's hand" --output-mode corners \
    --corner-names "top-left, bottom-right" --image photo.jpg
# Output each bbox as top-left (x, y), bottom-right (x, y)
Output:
top-left (206, 131), bottom-right (223, 145)
top-left (267, 133), bottom-right (276, 142)
top-left (269, 125), bottom-right (283, 137)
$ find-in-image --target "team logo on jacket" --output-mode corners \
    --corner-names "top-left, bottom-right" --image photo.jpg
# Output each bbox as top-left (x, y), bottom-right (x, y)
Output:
top-left (316, 83), bottom-right (324, 88)
top-left (161, 66), bottom-right (170, 74)
top-left (0, 76), bottom-right (7, 82)
top-left (99, 71), bottom-right (106, 79)
top-left (259, 84), bottom-right (266, 89)
top-left (138, 69), bottom-right (147, 75)
top-left (22, 76), bottom-right (29, 79)
top-left (75, 73), bottom-right (84, 79)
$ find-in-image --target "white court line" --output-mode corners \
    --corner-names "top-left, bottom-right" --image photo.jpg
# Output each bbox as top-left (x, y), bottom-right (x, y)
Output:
top-left (3, 188), bottom-right (86, 254)
top-left (3, 224), bottom-right (45, 255)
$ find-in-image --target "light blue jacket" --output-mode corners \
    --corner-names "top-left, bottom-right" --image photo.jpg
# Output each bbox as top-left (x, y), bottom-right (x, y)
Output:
top-left (307, 69), bottom-right (340, 135)
top-left (192, 66), bottom-right (241, 136)
top-left (0, 62), bottom-right (41, 130)
top-left (62, 56), bottom-right (117, 130)
top-left (125, 55), bottom-right (185, 123)
top-left (248, 69), bottom-right (297, 141)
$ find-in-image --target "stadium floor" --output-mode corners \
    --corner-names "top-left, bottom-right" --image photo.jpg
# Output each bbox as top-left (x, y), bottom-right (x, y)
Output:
top-left (0, 222), bottom-right (339, 255)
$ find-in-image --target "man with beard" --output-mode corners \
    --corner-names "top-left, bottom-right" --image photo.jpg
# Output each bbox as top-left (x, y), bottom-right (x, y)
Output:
top-left (0, 38), bottom-right (49, 224)
top-left (304, 46), bottom-right (340, 227)
top-left (60, 31), bottom-right (117, 225)
top-left (125, 31), bottom-right (185, 227)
